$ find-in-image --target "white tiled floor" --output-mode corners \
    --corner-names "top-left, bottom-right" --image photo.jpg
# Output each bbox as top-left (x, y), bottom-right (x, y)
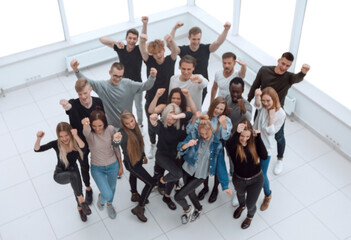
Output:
top-left (1, 53), bottom-right (351, 240)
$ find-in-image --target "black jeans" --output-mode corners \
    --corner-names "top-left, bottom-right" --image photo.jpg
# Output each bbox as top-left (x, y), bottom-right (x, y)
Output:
top-left (156, 151), bottom-right (183, 195)
top-left (54, 166), bottom-right (83, 205)
top-left (78, 149), bottom-right (91, 187)
top-left (144, 101), bottom-right (156, 144)
top-left (174, 171), bottom-right (205, 211)
top-left (232, 172), bottom-right (264, 218)
top-left (124, 159), bottom-right (156, 206)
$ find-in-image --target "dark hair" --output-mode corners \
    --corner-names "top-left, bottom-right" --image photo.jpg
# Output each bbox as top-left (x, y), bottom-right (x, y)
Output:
top-left (222, 52), bottom-right (237, 61)
top-left (281, 52), bottom-right (294, 61)
top-left (126, 28), bottom-right (139, 38)
top-left (110, 62), bottom-right (124, 72)
top-left (229, 77), bottom-right (245, 90)
top-left (235, 119), bottom-right (259, 164)
top-left (168, 88), bottom-right (187, 112)
top-left (89, 110), bottom-right (108, 132)
top-left (188, 26), bottom-right (202, 36)
top-left (179, 54), bottom-right (196, 67)
top-left (207, 97), bottom-right (228, 133)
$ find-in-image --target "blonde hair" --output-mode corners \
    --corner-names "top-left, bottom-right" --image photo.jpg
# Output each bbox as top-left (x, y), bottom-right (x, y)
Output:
top-left (120, 110), bottom-right (144, 166)
top-left (56, 122), bottom-right (84, 168)
top-left (198, 118), bottom-right (214, 134)
top-left (75, 78), bottom-right (90, 93)
top-left (261, 87), bottom-right (281, 111)
top-left (161, 103), bottom-right (182, 130)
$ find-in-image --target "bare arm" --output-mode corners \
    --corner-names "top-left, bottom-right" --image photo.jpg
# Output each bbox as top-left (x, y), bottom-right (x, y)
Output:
top-left (141, 16), bottom-right (148, 34)
top-left (209, 22), bottom-right (231, 53)
top-left (236, 60), bottom-right (247, 79)
top-left (164, 34), bottom-right (178, 61)
top-left (99, 36), bottom-right (118, 48)
top-left (139, 33), bottom-right (149, 62)
top-left (34, 131), bottom-right (45, 151)
top-left (254, 89), bottom-right (262, 108)
top-left (169, 21), bottom-right (183, 54)
top-left (71, 129), bottom-right (85, 148)
top-left (148, 88), bottom-right (166, 114)
top-left (210, 81), bottom-right (218, 103)
top-left (59, 99), bottom-right (72, 111)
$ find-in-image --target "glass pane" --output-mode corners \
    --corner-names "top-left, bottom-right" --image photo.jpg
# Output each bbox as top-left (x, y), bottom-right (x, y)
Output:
top-left (296, 1), bottom-right (351, 110)
top-left (0, 0), bottom-right (64, 57)
top-left (240, 0), bottom-right (295, 58)
top-left (133, 0), bottom-right (187, 19)
top-left (195, 0), bottom-right (234, 25)
top-left (63, 0), bottom-right (129, 36)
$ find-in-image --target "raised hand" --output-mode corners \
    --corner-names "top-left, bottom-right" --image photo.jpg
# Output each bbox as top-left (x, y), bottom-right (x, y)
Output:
top-left (140, 33), bottom-right (148, 42)
top-left (113, 132), bottom-right (122, 142)
top-left (174, 21), bottom-right (184, 29)
top-left (81, 117), bottom-right (90, 126)
top-left (71, 129), bottom-right (78, 137)
top-left (150, 113), bottom-right (158, 122)
top-left (60, 99), bottom-right (69, 107)
top-left (237, 98), bottom-right (246, 112)
top-left (253, 129), bottom-right (261, 136)
top-left (224, 22), bottom-right (231, 30)
top-left (254, 88), bottom-right (262, 97)
top-left (268, 108), bottom-right (276, 118)
top-left (236, 123), bottom-right (246, 133)
top-left (156, 88), bottom-right (166, 97)
top-left (150, 67), bottom-right (157, 77)
top-left (236, 60), bottom-right (246, 66)
top-left (141, 16), bottom-right (149, 25)
top-left (36, 131), bottom-right (45, 138)
top-left (190, 75), bottom-right (202, 83)
top-left (164, 34), bottom-right (173, 43)
top-left (116, 41), bottom-right (125, 49)
top-left (70, 59), bottom-right (79, 73)
top-left (218, 115), bottom-right (227, 126)
top-left (181, 88), bottom-right (190, 98)
top-left (301, 64), bottom-right (310, 74)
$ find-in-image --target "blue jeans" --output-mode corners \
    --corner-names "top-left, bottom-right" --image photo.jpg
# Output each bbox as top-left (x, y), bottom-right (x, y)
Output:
top-left (260, 156), bottom-right (271, 196)
top-left (275, 121), bottom-right (286, 159)
top-left (91, 161), bottom-right (119, 204)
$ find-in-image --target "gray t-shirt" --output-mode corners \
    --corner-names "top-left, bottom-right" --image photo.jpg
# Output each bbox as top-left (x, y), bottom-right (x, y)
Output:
top-left (226, 96), bottom-right (252, 131)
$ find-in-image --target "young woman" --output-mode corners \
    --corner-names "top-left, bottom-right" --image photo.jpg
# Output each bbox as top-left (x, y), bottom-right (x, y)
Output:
top-left (34, 122), bottom-right (91, 222)
top-left (188, 97), bottom-right (233, 203)
top-left (253, 87), bottom-right (286, 211)
top-left (149, 103), bottom-right (193, 211)
top-left (112, 110), bottom-right (156, 223)
top-left (81, 110), bottom-right (123, 219)
top-left (226, 120), bottom-right (268, 229)
top-left (176, 118), bottom-right (232, 224)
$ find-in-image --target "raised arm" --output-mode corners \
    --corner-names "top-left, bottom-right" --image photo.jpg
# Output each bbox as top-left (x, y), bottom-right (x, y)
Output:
top-left (135, 67), bottom-right (157, 92)
top-left (209, 22), bottom-right (231, 53)
top-left (254, 88), bottom-right (262, 108)
top-left (139, 33), bottom-right (149, 62)
top-left (247, 68), bottom-right (263, 102)
top-left (34, 131), bottom-right (45, 151)
top-left (181, 88), bottom-right (197, 115)
top-left (210, 81), bottom-right (219, 103)
top-left (164, 34), bottom-right (178, 61)
top-left (71, 129), bottom-right (85, 148)
top-left (99, 36), bottom-right (118, 48)
top-left (169, 21), bottom-right (183, 54)
top-left (148, 88), bottom-right (166, 114)
top-left (141, 16), bottom-right (148, 34)
top-left (59, 99), bottom-right (72, 111)
top-left (236, 60), bottom-right (247, 79)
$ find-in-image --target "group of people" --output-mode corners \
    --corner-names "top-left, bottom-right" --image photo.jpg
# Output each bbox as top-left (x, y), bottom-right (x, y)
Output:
top-left (34, 16), bottom-right (310, 229)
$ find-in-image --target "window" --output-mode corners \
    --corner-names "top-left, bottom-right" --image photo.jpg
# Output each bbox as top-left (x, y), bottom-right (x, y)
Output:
top-left (63, 0), bottom-right (129, 36)
top-left (240, 0), bottom-right (295, 58)
top-left (195, 0), bottom-right (234, 25)
top-left (0, 0), bottom-right (64, 57)
top-left (296, 0), bottom-right (351, 110)
top-left (133, 0), bottom-right (187, 19)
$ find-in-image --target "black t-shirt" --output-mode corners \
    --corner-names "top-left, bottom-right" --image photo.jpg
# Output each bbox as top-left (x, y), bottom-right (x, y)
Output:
top-left (66, 97), bottom-right (104, 143)
top-left (144, 55), bottom-right (176, 104)
top-left (179, 44), bottom-right (210, 79)
top-left (114, 44), bottom-right (143, 82)
top-left (151, 111), bottom-right (192, 157)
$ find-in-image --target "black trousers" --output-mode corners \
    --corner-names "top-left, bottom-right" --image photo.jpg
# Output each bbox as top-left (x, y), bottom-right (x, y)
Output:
top-left (54, 166), bottom-right (83, 205)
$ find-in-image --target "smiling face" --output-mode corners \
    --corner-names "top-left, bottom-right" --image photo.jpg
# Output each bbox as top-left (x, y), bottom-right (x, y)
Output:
top-left (152, 49), bottom-right (165, 64)
top-left (239, 130), bottom-right (251, 146)
top-left (230, 83), bottom-right (243, 103)
top-left (166, 113), bottom-right (177, 126)
top-left (275, 57), bottom-right (292, 75)
top-left (213, 103), bottom-right (225, 117)
top-left (188, 33), bottom-right (201, 50)
top-left (261, 94), bottom-right (274, 109)
top-left (126, 33), bottom-right (138, 49)
top-left (122, 116), bottom-right (136, 130)
top-left (109, 68), bottom-right (124, 85)
top-left (170, 92), bottom-right (181, 106)
top-left (59, 131), bottom-right (71, 145)
top-left (77, 85), bottom-right (92, 106)
top-left (92, 119), bottom-right (105, 135)
top-left (180, 62), bottom-right (195, 80)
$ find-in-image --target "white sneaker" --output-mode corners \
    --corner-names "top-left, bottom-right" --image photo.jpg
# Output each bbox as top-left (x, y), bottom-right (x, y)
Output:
top-left (232, 192), bottom-right (239, 207)
top-left (147, 143), bottom-right (156, 159)
top-left (274, 160), bottom-right (284, 175)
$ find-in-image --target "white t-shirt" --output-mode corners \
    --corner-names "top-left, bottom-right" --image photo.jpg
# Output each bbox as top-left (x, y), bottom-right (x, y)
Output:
top-left (214, 70), bottom-right (239, 99)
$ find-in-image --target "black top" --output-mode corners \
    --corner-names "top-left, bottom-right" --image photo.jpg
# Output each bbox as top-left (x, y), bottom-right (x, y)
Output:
top-left (179, 44), bottom-right (210, 79)
top-left (150, 111), bottom-right (192, 157)
top-left (66, 97), bottom-right (104, 144)
top-left (34, 140), bottom-right (85, 170)
top-left (115, 128), bottom-right (144, 164)
top-left (114, 44), bottom-right (143, 82)
top-left (144, 55), bottom-right (176, 104)
top-left (226, 132), bottom-right (268, 178)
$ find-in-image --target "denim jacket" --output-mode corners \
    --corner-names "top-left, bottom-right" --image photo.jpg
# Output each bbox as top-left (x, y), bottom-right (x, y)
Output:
top-left (177, 128), bottom-right (229, 191)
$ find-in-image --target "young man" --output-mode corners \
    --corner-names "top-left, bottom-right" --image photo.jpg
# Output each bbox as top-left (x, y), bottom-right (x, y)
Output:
top-left (168, 55), bottom-right (208, 111)
top-left (70, 59), bottom-right (157, 130)
top-left (247, 52), bottom-right (310, 175)
top-left (225, 77), bottom-right (252, 207)
top-left (170, 21), bottom-right (231, 102)
top-left (211, 52), bottom-right (247, 102)
top-left (59, 78), bottom-right (104, 205)
top-left (139, 20), bottom-right (178, 159)
top-left (99, 16), bottom-right (148, 127)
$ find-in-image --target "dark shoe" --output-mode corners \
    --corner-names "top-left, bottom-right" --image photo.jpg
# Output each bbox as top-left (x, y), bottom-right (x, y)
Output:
top-left (241, 217), bottom-right (252, 229)
top-left (85, 189), bottom-right (93, 205)
top-left (197, 187), bottom-right (209, 201)
top-left (157, 183), bottom-right (166, 196)
top-left (78, 209), bottom-right (87, 222)
top-left (190, 208), bottom-right (202, 222)
top-left (233, 206), bottom-right (245, 219)
top-left (131, 205), bottom-right (147, 222)
top-left (162, 196), bottom-right (176, 210)
top-left (208, 188), bottom-right (218, 203)
top-left (131, 192), bottom-right (140, 202)
top-left (79, 201), bottom-right (92, 215)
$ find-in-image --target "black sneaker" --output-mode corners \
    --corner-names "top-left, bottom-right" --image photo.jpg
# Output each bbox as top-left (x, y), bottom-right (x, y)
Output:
top-left (162, 196), bottom-right (176, 210)
top-left (190, 208), bottom-right (202, 222)
top-left (157, 183), bottom-right (166, 195)
top-left (85, 189), bottom-right (93, 205)
top-left (78, 209), bottom-right (87, 222)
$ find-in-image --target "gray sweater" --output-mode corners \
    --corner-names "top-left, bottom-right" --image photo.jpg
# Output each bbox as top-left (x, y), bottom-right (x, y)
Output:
top-left (76, 72), bottom-right (155, 129)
